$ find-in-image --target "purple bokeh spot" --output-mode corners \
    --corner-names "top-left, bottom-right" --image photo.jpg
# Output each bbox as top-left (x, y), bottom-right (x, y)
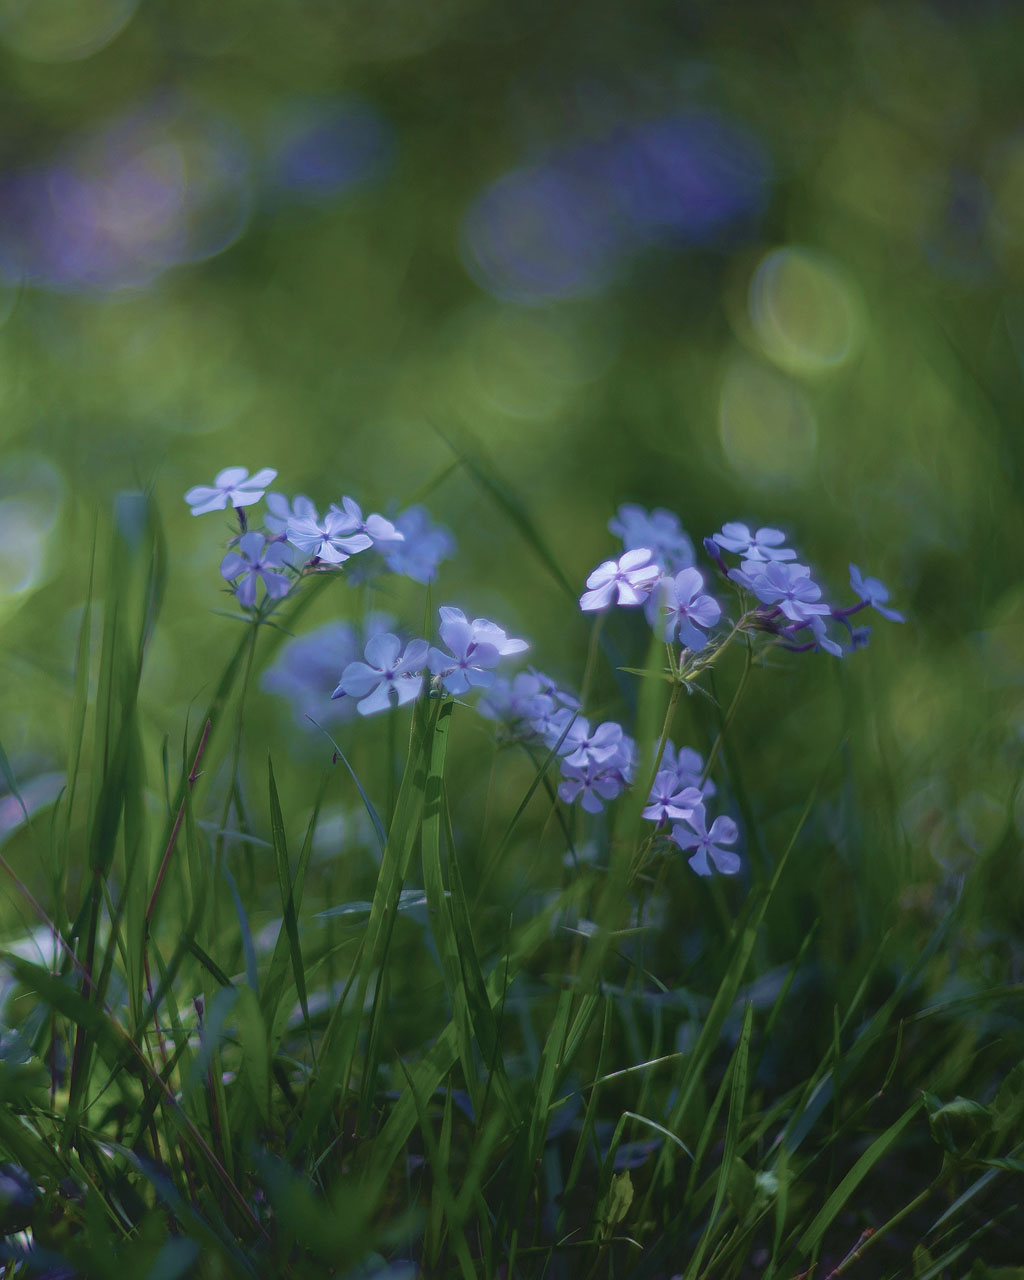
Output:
top-left (0, 98), bottom-right (250, 294)
top-left (461, 111), bottom-right (772, 304)
top-left (599, 113), bottom-right (772, 244)
top-left (922, 168), bottom-right (993, 284)
top-left (461, 160), bottom-right (623, 304)
top-left (266, 98), bottom-right (394, 201)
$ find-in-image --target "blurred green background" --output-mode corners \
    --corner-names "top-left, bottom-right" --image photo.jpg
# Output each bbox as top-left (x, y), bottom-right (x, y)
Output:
top-left (2, 0), bottom-right (1023, 934)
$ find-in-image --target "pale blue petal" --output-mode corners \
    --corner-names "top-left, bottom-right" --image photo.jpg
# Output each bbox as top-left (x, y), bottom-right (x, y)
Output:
top-left (220, 551), bottom-right (246, 579)
top-left (339, 661), bottom-right (383, 697)
top-left (357, 683), bottom-right (394, 716)
top-left (392, 675), bottom-right (423, 706)
top-left (214, 467), bottom-right (249, 487)
top-left (365, 632), bottom-right (401, 669)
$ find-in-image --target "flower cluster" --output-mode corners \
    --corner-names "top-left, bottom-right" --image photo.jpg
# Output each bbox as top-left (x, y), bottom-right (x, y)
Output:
top-left (187, 472), bottom-right (906, 883)
top-left (185, 466), bottom-right (456, 606)
top-left (579, 504), bottom-right (904, 662)
top-left (329, 608), bottom-right (529, 716)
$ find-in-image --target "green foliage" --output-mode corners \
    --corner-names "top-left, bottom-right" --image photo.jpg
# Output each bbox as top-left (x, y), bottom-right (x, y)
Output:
top-left (0, 480), bottom-right (1020, 1280)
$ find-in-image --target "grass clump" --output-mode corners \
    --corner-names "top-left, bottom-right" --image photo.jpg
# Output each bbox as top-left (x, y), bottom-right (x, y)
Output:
top-left (0, 467), bottom-right (1020, 1280)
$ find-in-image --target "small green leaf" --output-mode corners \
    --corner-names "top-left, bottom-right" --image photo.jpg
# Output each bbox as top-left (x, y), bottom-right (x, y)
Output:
top-left (603, 1170), bottom-right (634, 1228)
top-left (728, 1155), bottom-right (757, 1220)
top-left (925, 1093), bottom-right (993, 1157)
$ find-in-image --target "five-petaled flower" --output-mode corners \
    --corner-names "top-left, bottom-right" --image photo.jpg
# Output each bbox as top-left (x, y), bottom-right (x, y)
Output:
top-left (328, 497), bottom-right (404, 546)
top-left (428, 607), bottom-right (527, 696)
top-left (579, 549), bottom-right (660, 611)
top-left (642, 773), bottom-right (701, 825)
top-left (186, 467), bottom-right (277, 517)
top-left (647, 567), bottom-right (721, 650)
top-left (286, 505), bottom-right (374, 564)
top-left (671, 807), bottom-right (741, 877)
top-left (332, 634), bottom-right (430, 715)
top-left (220, 532), bottom-right (292, 607)
top-left (712, 523), bottom-right (796, 562)
top-left (733, 560), bottom-right (831, 624)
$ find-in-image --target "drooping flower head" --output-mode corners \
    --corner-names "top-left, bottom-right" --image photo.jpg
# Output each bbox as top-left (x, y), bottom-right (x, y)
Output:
top-left (185, 467), bottom-right (277, 517)
top-left (848, 565), bottom-right (905, 623)
top-left (219, 531), bottom-right (292, 607)
top-left (579, 548), bottom-right (660, 611)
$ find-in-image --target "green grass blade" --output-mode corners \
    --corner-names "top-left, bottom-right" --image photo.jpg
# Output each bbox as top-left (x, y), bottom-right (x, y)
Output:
top-left (419, 700), bottom-right (480, 1113)
top-left (785, 1097), bottom-right (923, 1272)
top-left (684, 1000), bottom-right (755, 1280)
top-left (287, 699), bottom-right (437, 1159)
top-left (434, 421), bottom-right (577, 602)
top-left (307, 719), bottom-right (387, 855)
top-left (267, 756), bottom-right (311, 1044)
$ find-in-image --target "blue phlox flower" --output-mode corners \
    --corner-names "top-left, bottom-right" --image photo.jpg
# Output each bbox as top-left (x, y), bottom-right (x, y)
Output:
top-left (741, 561), bottom-right (831, 623)
top-left (286, 504), bottom-right (374, 564)
top-left (185, 466), bottom-right (277, 516)
top-left (262, 612), bottom-right (398, 726)
top-left (479, 671), bottom-right (570, 742)
top-left (526, 668), bottom-right (580, 711)
top-left (661, 741), bottom-right (715, 799)
top-left (219, 531), bottom-right (292, 607)
top-left (671, 807), bottom-right (741, 876)
top-left (608, 504), bottom-right (695, 572)
top-left (806, 614), bottom-right (845, 658)
top-left (264, 492), bottom-right (318, 536)
top-left (647, 567), bottom-right (721, 649)
top-left (524, 694), bottom-right (577, 744)
top-left (580, 548), bottom-right (660, 611)
top-left (262, 619), bottom-right (361, 725)
top-left (561, 719), bottom-right (625, 769)
top-left (438, 606), bottom-right (529, 657)
top-left (332, 633), bottom-right (429, 715)
top-left (712, 522), bottom-right (797, 562)
top-left (428, 608), bottom-right (504, 696)
top-left (328, 496), bottom-right (404, 545)
top-left (642, 774), bottom-right (702, 824)
top-left (478, 674), bottom-right (550, 732)
top-left (382, 505), bottom-right (456, 583)
top-left (849, 564), bottom-right (905, 623)
top-left (557, 759), bottom-right (629, 814)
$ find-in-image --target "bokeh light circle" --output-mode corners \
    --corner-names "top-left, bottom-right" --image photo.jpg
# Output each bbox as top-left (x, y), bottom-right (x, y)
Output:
top-left (461, 163), bottom-right (620, 305)
top-left (263, 97), bottom-right (394, 204)
top-left (748, 246), bottom-right (860, 377)
top-left (0, 99), bottom-right (251, 292)
top-left (718, 355), bottom-right (817, 488)
top-left (0, 455), bottom-right (64, 609)
top-left (0, 0), bottom-right (138, 62)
